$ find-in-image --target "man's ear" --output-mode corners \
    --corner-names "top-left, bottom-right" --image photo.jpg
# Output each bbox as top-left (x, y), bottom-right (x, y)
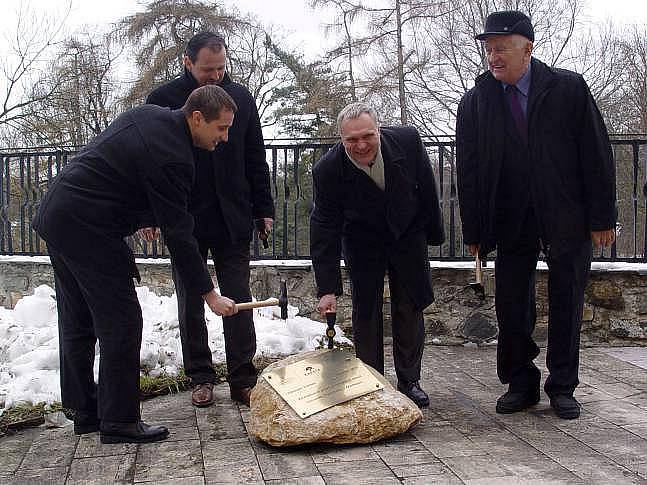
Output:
top-left (183, 55), bottom-right (192, 70)
top-left (191, 110), bottom-right (203, 125)
top-left (526, 41), bottom-right (534, 56)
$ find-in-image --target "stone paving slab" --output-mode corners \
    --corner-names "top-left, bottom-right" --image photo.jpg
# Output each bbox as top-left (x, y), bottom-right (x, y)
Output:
top-left (2, 345), bottom-right (647, 484)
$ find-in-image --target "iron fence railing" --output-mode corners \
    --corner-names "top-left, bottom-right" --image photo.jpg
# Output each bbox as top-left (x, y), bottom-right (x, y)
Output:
top-left (1, 136), bottom-right (646, 262)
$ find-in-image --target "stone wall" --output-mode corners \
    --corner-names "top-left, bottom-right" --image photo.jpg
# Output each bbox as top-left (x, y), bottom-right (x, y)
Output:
top-left (1, 258), bottom-right (646, 346)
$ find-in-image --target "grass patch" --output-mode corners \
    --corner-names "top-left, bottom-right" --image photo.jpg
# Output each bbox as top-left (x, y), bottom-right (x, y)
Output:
top-left (0, 402), bottom-right (67, 436)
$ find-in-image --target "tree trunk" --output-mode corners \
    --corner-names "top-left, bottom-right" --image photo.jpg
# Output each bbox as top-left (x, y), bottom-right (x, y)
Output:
top-left (395, 0), bottom-right (407, 124)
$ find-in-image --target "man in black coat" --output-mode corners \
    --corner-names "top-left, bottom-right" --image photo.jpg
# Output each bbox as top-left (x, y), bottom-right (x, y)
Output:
top-left (456, 11), bottom-right (616, 419)
top-left (311, 102), bottom-right (444, 408)
top-left (34, 85), bottom-right (239, 443)
top-left (145, 32), bottom-right (274, 408)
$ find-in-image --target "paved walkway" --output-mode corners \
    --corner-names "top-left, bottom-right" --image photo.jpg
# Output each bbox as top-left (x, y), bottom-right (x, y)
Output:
top-left (2, 345), bottom-right (647, 484)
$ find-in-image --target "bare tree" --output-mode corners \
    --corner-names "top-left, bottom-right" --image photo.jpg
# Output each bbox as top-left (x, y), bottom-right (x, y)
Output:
top-left (223, 24), bottom-right (295, 128)
top-left (619, 26), bottom-right (647, 133)
top-left (117, 0), bottom-right (245, 106)
top-left (392, 0), bottom-right (581, 133)
top-left (20, 31), bottom-right (123, 147)
top-left (356, 0), bottom-right (449, 124)
top-left (0, 2), bottom-right (69, 144)
top-left (310, 0), bottom-right (364, 102)
top-left (118, 0), bottom-right (297, 130)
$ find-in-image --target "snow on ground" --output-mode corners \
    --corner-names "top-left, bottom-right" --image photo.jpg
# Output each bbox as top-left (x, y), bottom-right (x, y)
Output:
top-left (0, 285), bottom-right (350, 412)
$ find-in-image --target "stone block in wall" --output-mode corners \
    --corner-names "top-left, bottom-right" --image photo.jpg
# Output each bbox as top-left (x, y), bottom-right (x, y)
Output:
top-left (609, 318), bottom-right (647, 340)
top-left (1, 259), bottom-right (645, 347)
top-left (457, 312), bottom-right (497, 343)
top-left (640, 297), bottom-right (647, 315)
top-left (582, 304), bottom-right (595, 322)
top-left (586, 279), bottom-right (625, 310)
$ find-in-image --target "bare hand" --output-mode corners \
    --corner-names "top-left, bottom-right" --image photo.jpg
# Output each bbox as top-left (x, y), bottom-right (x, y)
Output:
top-left (259, 218), bottom-right (273, 235)
top-left (138, 227), bottom-right (160, 241)
top-left (467, 243), bottom-right (480, 257)
top-left (591, 229), bottom-right (615, 249)
top-left (316, 294), bottom-right (336, 318)
top-left (203, 290), bottom-right (238, 317)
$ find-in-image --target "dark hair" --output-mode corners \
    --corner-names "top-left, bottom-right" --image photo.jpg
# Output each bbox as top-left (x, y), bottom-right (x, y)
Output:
top-left (186, 32), bottom-right (227, 62)
top-left (181, 85), bottom-right (237, 122)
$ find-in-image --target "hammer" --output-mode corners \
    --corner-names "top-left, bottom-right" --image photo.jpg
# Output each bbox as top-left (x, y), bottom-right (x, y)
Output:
top-left (254, 219), bottom-right (269, 249)
top-left (469, 252), bottom-right (485, 300)
top-left (325, 312), bottom-right (336, 349)
top-left (235, 280), bottom-right (288, 319)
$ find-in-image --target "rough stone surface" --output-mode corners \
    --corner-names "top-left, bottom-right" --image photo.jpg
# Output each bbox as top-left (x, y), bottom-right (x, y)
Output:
top-left (1, 260), bottom-right (646, 345)
top-left (248, 350), bottom-right (422, 446)
top-left (457, 312), bottom-right (498, 342)
top-left (610, 318), bottom-right (647, 340)
top-left (3, 346), bottom-right (647, 483)
top-left (586, 279), bottom-right (626, 310)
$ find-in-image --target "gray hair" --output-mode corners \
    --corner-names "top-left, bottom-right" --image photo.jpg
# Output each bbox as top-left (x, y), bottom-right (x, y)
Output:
top-left (337, 102), bottom-right (379, 134)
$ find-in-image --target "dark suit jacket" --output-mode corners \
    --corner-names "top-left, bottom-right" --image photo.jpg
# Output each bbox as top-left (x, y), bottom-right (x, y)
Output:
top-left (456, 58), bottom-right (616, 256)
top-left (310, 126), bottom-right (444, 311)
top-left (33, 105), bottom-right (213, 295)
top-left (146, 70), bottom-right (274, 245)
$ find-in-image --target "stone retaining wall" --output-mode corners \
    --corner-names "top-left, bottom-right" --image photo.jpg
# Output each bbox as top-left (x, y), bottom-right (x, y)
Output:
top-left (1, 258), bottom-right (646, 346)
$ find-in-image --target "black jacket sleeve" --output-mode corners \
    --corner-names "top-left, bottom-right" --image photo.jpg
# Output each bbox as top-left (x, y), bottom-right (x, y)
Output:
top-left (575, 76), bottom-right (617, 231)
top-left (456, 92), bottom-right (481, 245)
top-left (414, 130), bottom-right (445, 245)
top-left (144, 161), bottom-right (214, 296)
top-left (244, 96), bottom-right (274, 220)
top-left (310, 158), bottom-right (344, 297)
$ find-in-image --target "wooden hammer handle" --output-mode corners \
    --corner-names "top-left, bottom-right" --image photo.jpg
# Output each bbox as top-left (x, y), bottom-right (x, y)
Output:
top-left (475, 252), bottom-right (482, 284)
top-left (236, 298), bottom-right (279, 311)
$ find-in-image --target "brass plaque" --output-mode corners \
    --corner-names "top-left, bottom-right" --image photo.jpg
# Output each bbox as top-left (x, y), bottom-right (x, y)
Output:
top-left (262, 350), bottom-right (384, 418)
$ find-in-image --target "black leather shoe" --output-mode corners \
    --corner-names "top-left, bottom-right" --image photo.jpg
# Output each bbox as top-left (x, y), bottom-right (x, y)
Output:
top-left (100, 420), bottom-right (169, 444)
top-left (550, 394), bottom-right (581, 419)
top-left (73, 412), bottom-right (100, 435)
top-left (397, 381), bottom-right (430, 408)
top-left (496, 389), bottom-right (540, 414)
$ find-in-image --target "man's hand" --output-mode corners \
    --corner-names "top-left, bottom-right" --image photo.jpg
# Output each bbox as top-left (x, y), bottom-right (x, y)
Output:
top-left (203, 290), bottom-right (238, 317)
top-left (138, 227), bottom-right (160, 241)
top-left (591, 229), bottom-right (615, 249)
top-left (467, 243), bottom-right (480, 257)
top-left (258, 218), bottom-right (273, 236)
top-left (316, 294), bottom-right (337, 317)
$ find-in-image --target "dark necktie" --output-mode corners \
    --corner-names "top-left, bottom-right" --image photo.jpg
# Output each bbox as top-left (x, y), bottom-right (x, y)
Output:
top-left (507, 85), bottom-right (527, 141)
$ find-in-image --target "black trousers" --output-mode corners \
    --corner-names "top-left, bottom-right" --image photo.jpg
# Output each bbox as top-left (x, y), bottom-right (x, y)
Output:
top-left (49, 248), bottom-right (142, 423)
top-left (347, 254), bottom-right (425, 384)
top-left (172, 241), bottom-right (257, 388)
top-left (495, 215), bottom-right (592, 397)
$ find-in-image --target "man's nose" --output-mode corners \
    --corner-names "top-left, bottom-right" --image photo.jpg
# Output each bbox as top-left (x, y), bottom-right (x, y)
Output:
top-left (221, 130), bottom-right (229, 142)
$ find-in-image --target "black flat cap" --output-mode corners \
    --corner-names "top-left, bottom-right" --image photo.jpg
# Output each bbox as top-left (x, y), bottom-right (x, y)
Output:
top-left (475, 10), bottom-right (534, 42)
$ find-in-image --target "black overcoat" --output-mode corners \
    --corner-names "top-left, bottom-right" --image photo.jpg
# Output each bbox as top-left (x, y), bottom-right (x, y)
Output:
top-left (456, 58), bottom-right (616, 256)
top-left (146, 70), bottom-right (274, 244)
top-left (310, 126), bottom-right (444, 311)
top-left (33, 105), bottom-right (213, 295)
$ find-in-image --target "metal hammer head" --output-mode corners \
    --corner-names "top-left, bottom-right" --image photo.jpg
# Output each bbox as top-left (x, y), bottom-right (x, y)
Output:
top-left (278, 280), bottom-right (288, 320)
top-left (325, 312), bottom-right (336, 349)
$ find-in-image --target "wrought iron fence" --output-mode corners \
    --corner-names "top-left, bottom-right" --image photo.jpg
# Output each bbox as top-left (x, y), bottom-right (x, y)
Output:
top-left (1, 137), bottom-right (646, 261)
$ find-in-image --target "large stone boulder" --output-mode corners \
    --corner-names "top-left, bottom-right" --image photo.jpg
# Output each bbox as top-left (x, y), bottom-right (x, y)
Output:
top-left (249, 350), bottom-right (422, 447)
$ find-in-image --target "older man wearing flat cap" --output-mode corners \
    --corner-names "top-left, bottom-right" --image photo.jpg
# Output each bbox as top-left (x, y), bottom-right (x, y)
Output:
top-left (456, 11), bottom-right (616, 419)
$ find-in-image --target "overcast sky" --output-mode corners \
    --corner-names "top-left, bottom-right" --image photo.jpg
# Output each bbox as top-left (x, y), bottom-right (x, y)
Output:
top-left (2, 0), bottom-right (646, 62)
